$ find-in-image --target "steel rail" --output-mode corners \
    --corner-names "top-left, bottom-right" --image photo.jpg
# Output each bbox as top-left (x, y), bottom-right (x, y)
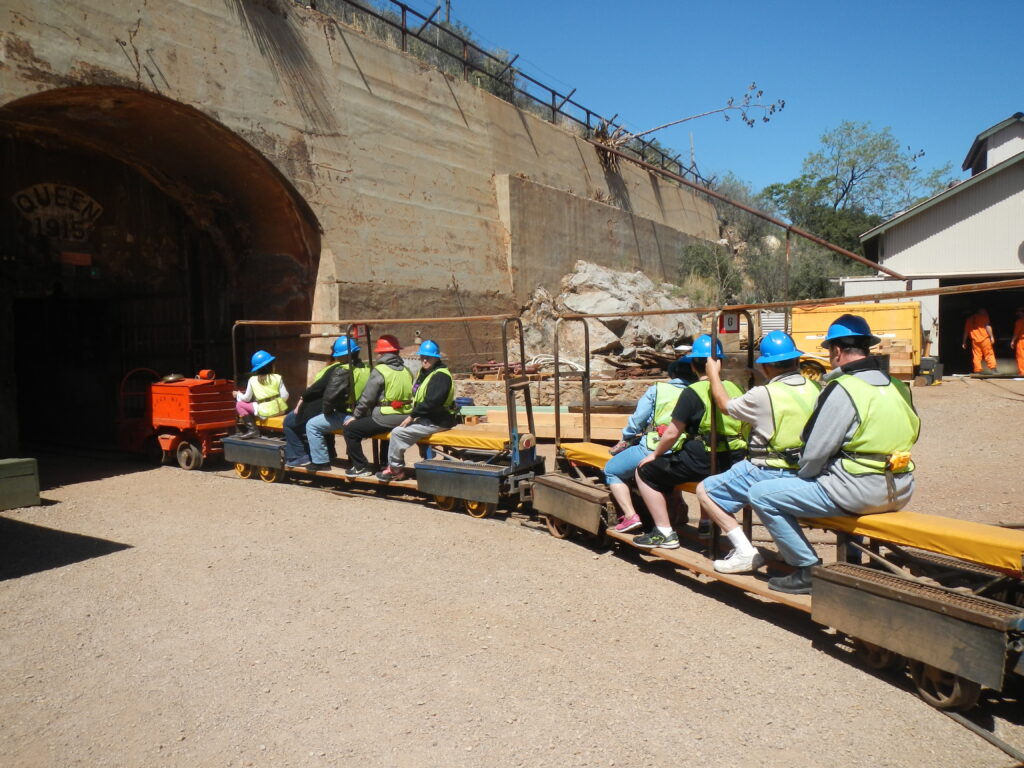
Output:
top-left (940, 709), bottom-right (1024, 763)
top-left (586, 140), bottom-right (909, 281)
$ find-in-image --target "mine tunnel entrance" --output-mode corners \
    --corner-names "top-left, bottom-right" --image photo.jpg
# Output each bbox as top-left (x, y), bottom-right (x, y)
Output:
top-left (0, 87), bottom-right (320, 453)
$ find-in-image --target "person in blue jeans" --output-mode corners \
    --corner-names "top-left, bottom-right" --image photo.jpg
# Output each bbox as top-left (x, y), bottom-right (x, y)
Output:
top-left (694, 331), bottom-right (820, 574)
top-left (746, 315), bottom-right (920, 594)
top-left (606, 358), bottom-right (691, 533)
top-left (281, 336), bottom-right (366, 470)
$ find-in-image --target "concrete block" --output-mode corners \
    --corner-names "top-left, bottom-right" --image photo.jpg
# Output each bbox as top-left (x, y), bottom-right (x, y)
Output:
top-left (0, 458), bottom-right (41, 511)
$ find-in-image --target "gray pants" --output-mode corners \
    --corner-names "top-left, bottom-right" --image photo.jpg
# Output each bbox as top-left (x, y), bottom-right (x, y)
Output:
top-left (387, 421), bottom-right (449, 468)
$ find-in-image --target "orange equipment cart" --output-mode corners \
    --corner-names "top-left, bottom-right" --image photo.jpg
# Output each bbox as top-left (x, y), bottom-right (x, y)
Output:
top-left (118, 368), bottom-right (237, 470)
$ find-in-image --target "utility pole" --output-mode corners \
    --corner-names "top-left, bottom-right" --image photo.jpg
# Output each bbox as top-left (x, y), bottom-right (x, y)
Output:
top-left (445, 0), bottom-right (451, 23)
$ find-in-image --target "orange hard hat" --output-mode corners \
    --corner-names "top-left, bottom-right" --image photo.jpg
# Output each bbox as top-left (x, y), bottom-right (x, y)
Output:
top-left (375, 334), bottom-right (401, 354)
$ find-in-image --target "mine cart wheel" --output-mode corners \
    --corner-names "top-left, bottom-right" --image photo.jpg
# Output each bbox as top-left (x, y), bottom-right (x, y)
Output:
top-left (176, 441), bottom-right (204, 471)
top-left (235, 463), bottom-right (254, 480)
top-left (434, 495), bottom-right (458, 511)
top-left (799, 359), bottom-right (827, 381)
top-left (544, 514), bottom-right (574, 539)
top-left (908, 661), bottom-right (982, 711)
top-left (851, 638), bottom-right (905, 672)
top-left (464, 499), bottom-right (496, 519)
top-left (258, 465), bottom-right (284, 484)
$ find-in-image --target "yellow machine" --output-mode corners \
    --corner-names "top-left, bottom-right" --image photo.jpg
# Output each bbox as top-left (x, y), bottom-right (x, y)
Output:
top-left (791, 301), bottom-right (923, 380)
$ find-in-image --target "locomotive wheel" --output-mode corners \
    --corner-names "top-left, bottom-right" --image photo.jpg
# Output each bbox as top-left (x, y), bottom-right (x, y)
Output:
top-left (235, 463), bottom-right (254, 480)
top-left (908, 661), bottom-right (982, 710)
top-left (544, 514), bottom-right (574, 539)
top-left (463, 499), bottom-right (495, 518)
top-left (799, 359), bottom-right (827, 381)
top-left (851, 638), bottom-right (905, 672)
top-left (434, 495), bottom-right (458, 511)
top-left (258, 466), bottom-right (284, 483)
top-left (176, 441), bottom-right (204, 471)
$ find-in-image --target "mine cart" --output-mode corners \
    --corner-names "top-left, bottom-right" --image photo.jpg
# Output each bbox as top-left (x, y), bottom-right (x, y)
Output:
top-left (117, 368), bottom-right (236, 470)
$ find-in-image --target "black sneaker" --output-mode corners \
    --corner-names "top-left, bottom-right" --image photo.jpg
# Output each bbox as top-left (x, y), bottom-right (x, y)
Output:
top-left (697, 520), bottom-right (712, 539)
top-left (632, 530), bottom-right (680, 549)
top-left (345, 465), bottom-right (374, 478)
top-left (768, 565), bottom-right (816, 595)
top-left (303, 462), bottom-right (332, 472)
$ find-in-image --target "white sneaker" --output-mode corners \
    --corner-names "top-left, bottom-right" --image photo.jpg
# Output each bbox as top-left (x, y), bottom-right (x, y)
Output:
top-left (714, 549), bottom-right (764, 574)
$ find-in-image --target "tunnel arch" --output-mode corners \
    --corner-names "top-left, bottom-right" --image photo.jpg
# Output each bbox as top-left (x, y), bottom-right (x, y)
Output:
top-left (0, 86), bottom-right (321, 452)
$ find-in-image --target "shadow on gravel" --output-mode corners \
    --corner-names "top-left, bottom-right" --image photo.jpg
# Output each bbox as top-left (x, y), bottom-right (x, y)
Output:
top-left (0, 517), bottom-right (131, 581)
top-left (26, 449), bottom-right (217, 491)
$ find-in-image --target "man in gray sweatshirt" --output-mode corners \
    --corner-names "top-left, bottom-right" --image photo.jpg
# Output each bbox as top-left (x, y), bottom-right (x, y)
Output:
top-left (747, 314), bottom-right (921, 594)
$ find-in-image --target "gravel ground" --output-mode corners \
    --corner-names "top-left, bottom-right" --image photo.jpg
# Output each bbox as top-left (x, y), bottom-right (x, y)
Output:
top-left (1, 377), bottom-right (1023, 767)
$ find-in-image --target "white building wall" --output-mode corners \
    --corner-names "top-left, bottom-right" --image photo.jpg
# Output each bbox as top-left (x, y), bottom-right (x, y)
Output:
top-left (841, 277), bottom-right (940, 352)
top-left (987, 124), bottom-right (1024, 167)
top-left (879, 161), bottom-right (1024, 276)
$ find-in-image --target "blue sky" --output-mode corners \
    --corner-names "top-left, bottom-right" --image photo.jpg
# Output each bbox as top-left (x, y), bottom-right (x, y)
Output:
top-left (400, 0), bottom-right (1023, 194)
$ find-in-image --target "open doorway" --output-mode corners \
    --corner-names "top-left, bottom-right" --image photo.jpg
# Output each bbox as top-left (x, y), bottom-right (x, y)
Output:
top-left (0, 87), bottom-right (320, 453)
top-left (938, 277), bottom-right (1024, 375)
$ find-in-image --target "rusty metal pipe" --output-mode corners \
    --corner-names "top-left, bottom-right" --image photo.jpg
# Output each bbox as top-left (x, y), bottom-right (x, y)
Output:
top-left (587, 140), bottom-right (907, 281)
top-left (233, 313), bottom-right (517, 328)
top-left (559, 277), bottom-right (1024, 320)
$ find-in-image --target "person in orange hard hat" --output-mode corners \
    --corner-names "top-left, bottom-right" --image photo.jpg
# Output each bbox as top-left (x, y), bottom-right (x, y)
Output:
top-left (1012, 307), bottom-right (1024, 376)
top-left (341, 334), bottom-right (415, 477)
top-left (962, 308), bottom-right (997, 374)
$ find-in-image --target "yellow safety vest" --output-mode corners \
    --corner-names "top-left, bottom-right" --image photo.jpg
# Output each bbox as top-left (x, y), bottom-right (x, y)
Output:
top-left (250, 373), bottom-right (287, 419)
top-left (376, 363), bottom-right (414, 415)
top-left (412, 367), bottom-right (456, 411)
top-left (644, 382), bottom-right (688, 451)
top-left (690, 380), bottom-right (748, 453)
top-left (752, 377), bottom-right (821, 469)
top-left (835, 375), bottom-right (920, 475)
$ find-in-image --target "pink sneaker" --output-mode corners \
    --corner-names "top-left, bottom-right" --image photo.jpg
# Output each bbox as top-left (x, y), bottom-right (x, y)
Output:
top-left (614, 514), bottom-right (642, 533)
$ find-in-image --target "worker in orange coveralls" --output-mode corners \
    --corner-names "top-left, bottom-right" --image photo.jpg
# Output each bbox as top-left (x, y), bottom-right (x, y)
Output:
top-left (962, 308), bottom-right (997, 374)
top-left (1011, 307), bottom-right (1024, 376)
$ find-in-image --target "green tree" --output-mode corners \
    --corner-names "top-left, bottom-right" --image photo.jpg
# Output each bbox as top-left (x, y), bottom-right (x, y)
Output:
top-left (765, 121), bottom-right (952, 223)
top-left (680, 243), bottom-right (743, 306)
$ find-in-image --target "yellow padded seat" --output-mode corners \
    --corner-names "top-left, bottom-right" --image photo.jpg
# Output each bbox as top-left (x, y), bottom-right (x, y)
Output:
top-left (255, 417), bottom-right (511, 452)
top-left (806, 510), bottom-right (1024, 576)
top-left (559, 441), bottom-right (698, 494)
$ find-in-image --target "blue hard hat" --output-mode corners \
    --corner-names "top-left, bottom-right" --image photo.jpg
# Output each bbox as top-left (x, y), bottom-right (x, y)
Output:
top-left (418, 339), bottom-right (441, 358)
top-left (250, 350), bottom-right (275, 372)
top-left (755, 330), bottom-right (804, 364)
top-left (681, 334), bottom-right (724, 361)
top-left (822, 314), bottom-right (881, 349)
top-left (332, 336), bottom-right (360, 357)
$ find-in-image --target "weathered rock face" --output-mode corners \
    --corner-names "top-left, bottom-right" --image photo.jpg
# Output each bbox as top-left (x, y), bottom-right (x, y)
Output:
top-left (514, 261), bottom-right (702, 372)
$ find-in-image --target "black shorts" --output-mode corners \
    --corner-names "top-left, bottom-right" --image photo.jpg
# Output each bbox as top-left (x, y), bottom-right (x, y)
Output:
top-left (637, 447), bottom-right (744, 493)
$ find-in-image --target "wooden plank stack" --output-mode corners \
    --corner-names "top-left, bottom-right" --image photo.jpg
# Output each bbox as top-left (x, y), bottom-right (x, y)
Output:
top-left (876, 338), bottom-right (915, 380)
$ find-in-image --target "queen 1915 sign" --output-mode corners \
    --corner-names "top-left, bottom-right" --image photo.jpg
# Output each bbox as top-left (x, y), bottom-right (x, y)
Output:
top-left (11, 183), bottom-right (103, 242)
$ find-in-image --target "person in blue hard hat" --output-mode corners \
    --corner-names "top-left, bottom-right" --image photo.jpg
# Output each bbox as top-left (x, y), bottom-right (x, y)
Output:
top-left (605, 357), bottom-right (693, 534)
top-left (341, 334), bottom-right (414, 478)
top-left (746, 314), bottom-right (921, 595)
top-left (300, 336), bottom-right (370, 472)
top-left (631, 334), bottom-right (749, 550)
top-left (281, 336), bottom-right (365, 470)
top-left (233, 349), bottom-right (289, 439)
top-left (694, 330), bottom-right (821, 574)
top-left (376, 339), bottom-right (458, 482)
